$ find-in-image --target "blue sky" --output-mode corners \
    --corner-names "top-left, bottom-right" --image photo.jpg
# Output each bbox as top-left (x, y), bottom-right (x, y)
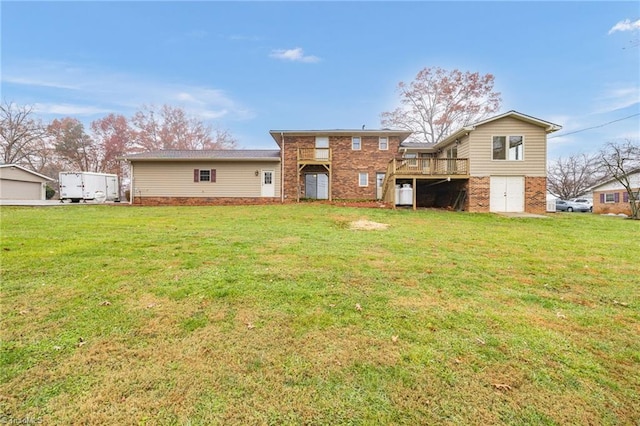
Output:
top-left (2, 1), bottom-right (639, 159)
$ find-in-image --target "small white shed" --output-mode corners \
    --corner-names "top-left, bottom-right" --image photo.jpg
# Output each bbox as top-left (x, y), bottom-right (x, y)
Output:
top-left (0, 164), bottom-right (54, 200)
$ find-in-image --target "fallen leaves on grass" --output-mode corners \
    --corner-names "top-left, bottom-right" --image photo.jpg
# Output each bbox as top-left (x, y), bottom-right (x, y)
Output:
top-left (391, 335), bottom-right (399, 343)
top-left (99, 301), bottom-right (111, 306)
top-left (246, 322), bottom-right (255, 330)
top-left (493, 383), bottom-right (512, 391)
top-left (77, 338), bottom-right (86, 348)
top-left (355, 303), bottom-right (363, 311)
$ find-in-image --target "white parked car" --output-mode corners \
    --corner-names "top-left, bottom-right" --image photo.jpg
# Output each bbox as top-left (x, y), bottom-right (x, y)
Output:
top-left (570, 198), bottom-right (593, 212)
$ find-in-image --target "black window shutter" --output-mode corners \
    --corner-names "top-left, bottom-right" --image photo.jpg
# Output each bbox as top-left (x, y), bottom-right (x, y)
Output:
top-left (600, 193), bottom-right (605, 203)
top-left (623, 192), bottom-right (629, 203)
top-left (194, 169), bottom-right (200, 182)
top-left (211, 169), bottom-right (216, 183)
top-left (614, 192), bottom-right (620, 203)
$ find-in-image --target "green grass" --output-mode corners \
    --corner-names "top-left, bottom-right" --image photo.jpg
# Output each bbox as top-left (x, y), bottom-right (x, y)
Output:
top-left (1, 204), bottom-right (638, 425)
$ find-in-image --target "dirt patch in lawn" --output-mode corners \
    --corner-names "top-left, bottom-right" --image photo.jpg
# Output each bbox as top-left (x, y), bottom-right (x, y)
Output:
top-left (349, 220), bottom-right (389, 231)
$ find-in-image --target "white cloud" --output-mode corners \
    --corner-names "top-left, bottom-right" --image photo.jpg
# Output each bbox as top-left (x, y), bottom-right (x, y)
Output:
top-left (593, 84), bottom-right (640, 114)
top-left (2, 60), bottom-right (253, 123)
top-left (33, 103), bottom-right (112, 116)
top-left (269, 47), bottom-right (320, 63)
top-left (608, 18), bottom-right (640, 35)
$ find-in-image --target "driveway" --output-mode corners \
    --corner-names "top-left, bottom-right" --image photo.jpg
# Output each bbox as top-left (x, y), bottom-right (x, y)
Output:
top-left (0, 200), bottom-right (126, 206)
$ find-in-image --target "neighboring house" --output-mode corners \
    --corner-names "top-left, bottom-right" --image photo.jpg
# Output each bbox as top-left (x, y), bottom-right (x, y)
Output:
top-left (268, 129), bottom-right (412, 201)
top-left (0, 164), bottom-right (53, 200)
top-left (591, 169), bottom-right (640, 215)
top-left (120, 150), bottom-right (282, 205)
top-left (381, 110), bottom-right (562, 213)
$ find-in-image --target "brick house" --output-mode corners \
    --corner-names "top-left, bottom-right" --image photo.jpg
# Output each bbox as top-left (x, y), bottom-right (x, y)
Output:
top-left (591, 169), bottom-right (640, 216)
top-left (122, 111), bottom-right (560, 213)
top-left (268, 130), bottom-right (411, 202)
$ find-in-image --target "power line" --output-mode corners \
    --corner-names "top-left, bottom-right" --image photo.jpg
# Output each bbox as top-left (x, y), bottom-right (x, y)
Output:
top-left (548, 112), bottom-right (640, 139)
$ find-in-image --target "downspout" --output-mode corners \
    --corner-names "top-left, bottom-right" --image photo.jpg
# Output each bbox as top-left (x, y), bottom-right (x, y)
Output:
top-left (280, 132), bottom-right (285, 203)
top-left (129, 161), bottom-right (134, 205)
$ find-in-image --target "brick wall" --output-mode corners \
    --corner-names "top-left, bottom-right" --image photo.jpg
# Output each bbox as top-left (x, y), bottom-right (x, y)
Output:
top-left (133, 196), bottom-right (281, 206)
top-left (282, 134), bottom-right (400, 200)
top-left (467, 177), bottom-right (490, 212)
top-left (525, 177), bottom-right (547, 214)
top-left (593, 190), bottom-right (635, 215)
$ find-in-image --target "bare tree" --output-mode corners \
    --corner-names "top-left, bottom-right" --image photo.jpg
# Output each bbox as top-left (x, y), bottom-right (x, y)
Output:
top-left (48, 117), bottom-right (96, 172)
top-left (380, 67), bottom-right (501, 144)
top-left (547, 153), bottom-right (605, 200)
top-left (599, 139), bottom-right (640, 219)
top-left (0, 101), bottom-right (48, 168)
top-left (130, 104), bottom-right (237, 152)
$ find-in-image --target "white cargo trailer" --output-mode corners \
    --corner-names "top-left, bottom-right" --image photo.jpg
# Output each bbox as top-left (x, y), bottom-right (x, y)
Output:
top-left (59, 172), bottom-right (119, 203)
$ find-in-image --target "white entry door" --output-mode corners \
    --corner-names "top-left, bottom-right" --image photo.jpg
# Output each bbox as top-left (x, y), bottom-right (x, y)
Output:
top-left (261, 170), bottom-right (275, 197)
top-left (490, 176), bottom-right (524, 212)
top-left (376, 173), bottom-right (385, 200)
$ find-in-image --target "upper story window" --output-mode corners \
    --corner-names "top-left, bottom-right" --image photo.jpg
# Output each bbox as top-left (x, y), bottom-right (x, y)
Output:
top-left (315, 136), bottom-right (329, 148)
top-left (493, 136), bottom-right (524, 161)
top-left (352, 136), bottom-right (361, 150)
top-left (379, 137), bottom-right (388, 150)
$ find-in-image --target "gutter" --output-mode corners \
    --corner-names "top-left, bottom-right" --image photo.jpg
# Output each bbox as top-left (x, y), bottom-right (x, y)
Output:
top-left (280, 132), bottom-right (285, 203)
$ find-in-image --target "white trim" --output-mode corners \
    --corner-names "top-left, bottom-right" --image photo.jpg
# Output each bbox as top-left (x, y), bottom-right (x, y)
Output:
top-left (352, 136), bottom-right (361, 150)
top-left (491, 135), bottom-right (524, 161)
top-left (358, 172), bottom-right (369, 187)
top-left (0, 164), bottom-right (54, 181)
top-left (378, 136), bottom-right (389, 150)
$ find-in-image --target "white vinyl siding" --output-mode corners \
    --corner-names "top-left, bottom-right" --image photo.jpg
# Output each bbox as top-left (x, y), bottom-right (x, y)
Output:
top-left (132, 161), bottom-right (280, 198)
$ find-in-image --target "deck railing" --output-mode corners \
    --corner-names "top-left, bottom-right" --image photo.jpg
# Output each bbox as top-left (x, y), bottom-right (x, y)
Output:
top-left (298, 148), bottom-right (331, 163)
top-left (392, 158), bottom-right (469, 176)
top-left (380, 157), bottom-right (470, 202)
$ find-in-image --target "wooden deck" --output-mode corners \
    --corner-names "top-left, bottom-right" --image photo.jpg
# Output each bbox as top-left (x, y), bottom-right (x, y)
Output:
top-left (381, 158), bottom-right (470, 206)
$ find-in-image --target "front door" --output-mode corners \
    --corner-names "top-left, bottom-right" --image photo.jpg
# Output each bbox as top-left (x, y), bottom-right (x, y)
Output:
top-left (261, 170), bottom-right (275, 197)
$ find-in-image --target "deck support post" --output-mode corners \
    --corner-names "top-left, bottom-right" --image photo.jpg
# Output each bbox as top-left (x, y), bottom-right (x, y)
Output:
top-left (412, 177), bottom-right (417, 211)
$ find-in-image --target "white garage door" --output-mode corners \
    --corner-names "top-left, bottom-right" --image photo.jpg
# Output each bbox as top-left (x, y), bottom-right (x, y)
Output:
top-left (490, 176), bottom-right (524, 212)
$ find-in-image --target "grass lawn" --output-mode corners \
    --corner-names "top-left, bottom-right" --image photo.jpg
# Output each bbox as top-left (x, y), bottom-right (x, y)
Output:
top-left (1, 204), bottom-right (638, 425)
